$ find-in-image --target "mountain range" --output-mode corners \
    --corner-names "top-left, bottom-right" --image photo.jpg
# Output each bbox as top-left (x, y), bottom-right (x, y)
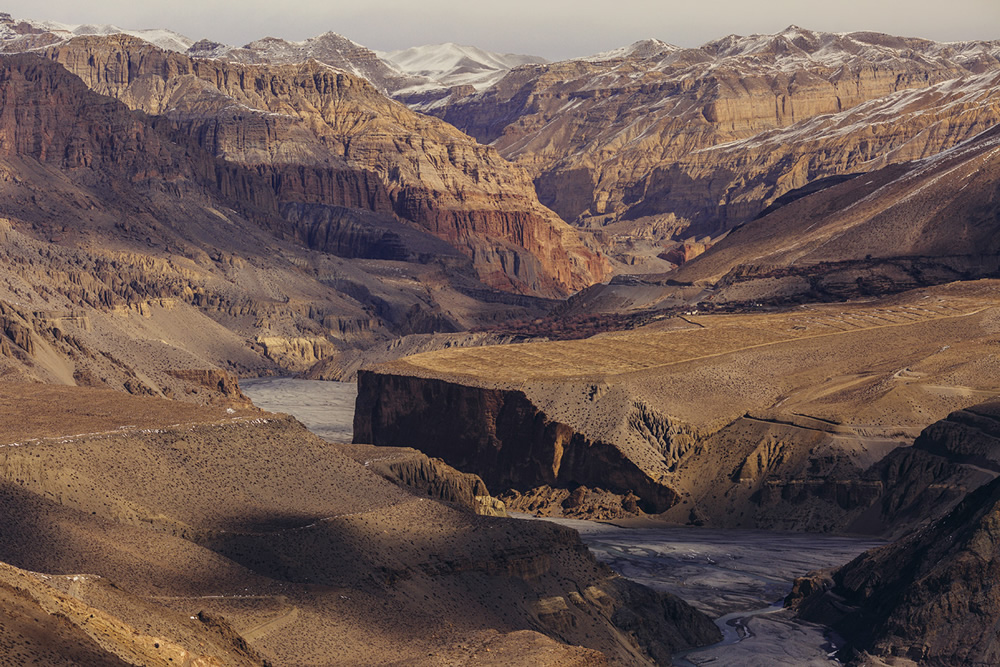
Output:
top-left (2, 9), bottom-right (1000, 665)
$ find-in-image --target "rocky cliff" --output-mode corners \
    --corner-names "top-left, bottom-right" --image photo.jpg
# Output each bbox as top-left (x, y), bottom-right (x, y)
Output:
top-left (791, 403), bottom-right (1000, 665)
top-left (41, 35), bottom-right (608, 296)
top-left (430, 27), bottom-right (1000, 269)
top-left (0, 52), bottom-right (566, 398)
top-left (354, 372), bottom-right (681, 514)
top-left (665, 121), bottom-right (1000, 304)
top-left (355, 281), bottom-right (1000, 531)
top-left (559, 120), bottom-right (1000, 316)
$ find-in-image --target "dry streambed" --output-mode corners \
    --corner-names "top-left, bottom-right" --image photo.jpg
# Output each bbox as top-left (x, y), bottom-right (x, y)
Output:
top-left (241, 378), bottom-right (357, 443)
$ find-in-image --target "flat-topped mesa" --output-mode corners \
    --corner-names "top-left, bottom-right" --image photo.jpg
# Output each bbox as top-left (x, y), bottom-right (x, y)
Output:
top-left (41, 35), bottom-right (609, 297)
top-left (354, 281), bottom-right (1000, 528)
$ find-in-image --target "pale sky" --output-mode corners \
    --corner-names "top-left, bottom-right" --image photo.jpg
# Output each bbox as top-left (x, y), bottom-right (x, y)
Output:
top-left (8, 0), bottom-right (1000, 59)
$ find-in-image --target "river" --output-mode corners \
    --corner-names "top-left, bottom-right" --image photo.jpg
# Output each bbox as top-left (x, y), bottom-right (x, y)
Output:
top-left (243, 377), bottom-right (883, 665)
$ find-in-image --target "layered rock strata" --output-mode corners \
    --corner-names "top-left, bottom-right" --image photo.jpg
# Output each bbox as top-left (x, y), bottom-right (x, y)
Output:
top-left (41, 35), bottom-right (608, 296)
top-left (791, 404), bottom-right (1000, 664)
top-left (0, 52), bottom-right (559, 397)
top-left (430, 28), bottom-right (1000, 268)
top-left (354, 373), bottom-right (681, 513)
top-left (560, 122), bottom-right (1000, 316)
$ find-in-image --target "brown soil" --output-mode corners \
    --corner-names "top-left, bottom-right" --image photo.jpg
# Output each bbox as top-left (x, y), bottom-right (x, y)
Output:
top-left (361, 281), bottom-right (1000, 532)
top-left (0, 383), bottom-right (258, 446)
top-left (0, 383), bottom-right (719, 665)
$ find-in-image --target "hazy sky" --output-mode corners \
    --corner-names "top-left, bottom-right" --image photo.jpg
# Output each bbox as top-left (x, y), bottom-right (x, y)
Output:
top-left (9, 0), bottom-right (1000, 59)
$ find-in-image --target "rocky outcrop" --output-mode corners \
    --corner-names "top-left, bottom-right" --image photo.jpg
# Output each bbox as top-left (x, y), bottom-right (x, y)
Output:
top-left (431, 28), bottom-right (1000, 261)
top-left (354, 371), bottom-right (681, 513)
top-left (41, 35), bottom-right (609, 296)
top-left (363, 450), bottom-right (508, 517)
top-left (165, 369), bottom-right (250, 403)
top-left (793, 468), bottom-right (1000, 664)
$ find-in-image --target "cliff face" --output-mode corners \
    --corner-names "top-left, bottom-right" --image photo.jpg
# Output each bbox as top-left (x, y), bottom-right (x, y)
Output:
top-left (353, 282), bottom-right (1000, 531)
top-left (0, 53), bottom-right (562, 398)
top-left (667, 121), bottom-right (1000, 303)
top-left (431, 28), bottom-right (1000, 264)
top-left (566, 121), bottom-right (1000, 315)
top-left (354, 371), bottom-right (681, 513)
top-left (41, 35), bottom-right (608, 296)
top-left (792, 403), bottom-right (1000, 665)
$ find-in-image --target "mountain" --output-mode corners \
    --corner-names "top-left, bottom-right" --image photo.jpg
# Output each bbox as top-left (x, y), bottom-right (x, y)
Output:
top-left (0, 51), bottom-right (571, 395)
top-left (565, 118), bottom-right (1000, 315)
top-left (185, 33), bottom-right (548, 111)
top-left (428, 26), bottom-right (1000, 272)
top-left (671, 121), bottom-right (1000, 302)
top-left (0, 12), bottom-right (192, 52)
top-left (579, 39), bottom-right (680, 62)
top-left (186, 31), bottom-right (425, 95)
top-left (39, 34), bottom-right (608, 297)
top-left (381, 43), bottom-right (547, 103)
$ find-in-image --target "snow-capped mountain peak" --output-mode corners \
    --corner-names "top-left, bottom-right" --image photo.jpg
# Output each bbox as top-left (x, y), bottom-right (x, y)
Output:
top-left (580, 39), bottom-right (680, 62)
top-left (0, 14), bottom-right (193, 52)
top-left (379, 43), bottom-right (547, 93)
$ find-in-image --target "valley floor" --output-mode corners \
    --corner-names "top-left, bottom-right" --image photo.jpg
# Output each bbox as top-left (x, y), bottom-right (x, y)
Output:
top-left (250, 378), bottom-right (886, 665)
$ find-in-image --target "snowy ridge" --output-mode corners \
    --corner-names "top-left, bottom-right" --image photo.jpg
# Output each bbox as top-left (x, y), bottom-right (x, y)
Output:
top-left (701, 69), bottom-right (1000, 156)
top-left (379, 42), bottom-right (547, 93)
top-left (698, 25), bottom-right (1000, 72)
top-left (0, 15), bottom-right (193, 52)
top-left (185, 31), bottom-right (420, 94)
top-left (578, 39), bottom-right (680, 62)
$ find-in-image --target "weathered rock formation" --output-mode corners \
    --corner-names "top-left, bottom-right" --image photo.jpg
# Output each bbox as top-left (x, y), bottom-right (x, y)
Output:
top-left (355, 281), bottom-right (1000, 531)
top-left (40, 35), bottom-right (608, 296)
top-left (354, 372), bottom-right (681, 514)
top-left (429, 27), bottom-right (1000, 269)
top-left (0, 52), bottom-right (562, 398)
top-left (561, 122), bottom-right (1000, 316)
top-left (347, 443), bottom-right (509, 517)
top-left (791, 404), bottom-right (1000, 664)
top-left (673, 122), bottom-right (1000, 299)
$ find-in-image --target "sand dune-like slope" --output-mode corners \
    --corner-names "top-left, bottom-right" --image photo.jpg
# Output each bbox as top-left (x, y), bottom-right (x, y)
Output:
top-left (0, 383), bottom-right (718, 665)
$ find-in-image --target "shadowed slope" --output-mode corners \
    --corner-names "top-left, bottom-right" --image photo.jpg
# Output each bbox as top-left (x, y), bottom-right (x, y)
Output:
top-left (0, 384), bottom-right (719, 665)
top-left (41, 35), bottom-right (609, 296)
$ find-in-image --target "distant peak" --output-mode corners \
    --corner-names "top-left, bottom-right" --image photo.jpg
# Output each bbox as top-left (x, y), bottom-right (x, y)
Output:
top-left (581, 38), bottom-right (679, 62)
